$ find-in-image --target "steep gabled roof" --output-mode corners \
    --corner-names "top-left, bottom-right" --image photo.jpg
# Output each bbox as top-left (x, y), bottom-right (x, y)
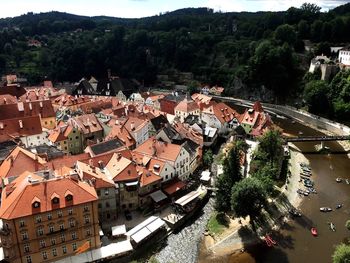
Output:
top-left (87, 138), bottom-right (125, 156)
top-left (0, 171), bottom-right (97, 219)
top-left (0, 146), bottom-right (47, 180)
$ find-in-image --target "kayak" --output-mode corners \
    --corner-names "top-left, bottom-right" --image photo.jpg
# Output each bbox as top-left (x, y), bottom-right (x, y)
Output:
top-left (311, 227), bottom-right (318, 236)
top-left (320, 207), bottom-right (332, 212)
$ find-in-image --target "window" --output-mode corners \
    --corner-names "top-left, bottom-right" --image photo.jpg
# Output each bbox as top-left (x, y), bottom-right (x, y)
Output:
top-left (37, 227), bottom-right (44, 236)
top-left (42, 251), bottom-right (48, 260)
top-left (68, 209), bottom-right (73, 215)
top-left (71, 232), bottom-right (77, 240)
top-left (57, 210), bottom-right (63, 218)
top-left (65, 194), bottom-right (73, 202)
top-left (52, 198), bottom-right (59, 205)
top-left (97, 190), bottom-right (101, 196)
top-left (47, 213), bottom-right (52, 220)
top-left (60, 234), bottom-right (65, 243)
top-left (84, 215), bottom-right (90, 224)
top-left (62, 246), bottom-right (67, 254)
top-left (24, 243), bottom-right (30, 253)
top-left (84, 205), bottom-right (89, 212)
top-left (26, 255), bottom-right (32, 263)
top-left (51, 238), bottom-right (56, 246)
top-left (105, 189), bottom-right (109, 195)
top-left (40, 240), bottom-right (46, 248)
top-left (49, 225), bottom-right (54, 233)
top-left (69, 219), bottom-right (75, 227)
top-left (98, 203), bottom-right (102, 209)
top-left (72, 243), bottom-right (77, 251)
top-left (33, 201), bottom-right (40, 208)
top-left (36, 216), bottom-right (42, 223)
top-left (59, 223), bottom-right (64, 231)
top-left (19, 220), bottom-right (25, 227)
top-left (105, 202), bottom-right (110, 208)
top-left (22, 232), bottom-right (28, 240)
top-left (86, 228), bottom-right (91, 236)
top-left (52, 248), bottom-right (57, 257)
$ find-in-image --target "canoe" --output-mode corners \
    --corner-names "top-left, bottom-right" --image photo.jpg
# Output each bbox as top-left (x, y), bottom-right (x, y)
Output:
top-left (311, 227), bottom-right (318, 236)
top-left (320, 207), bottom-right (332, 212)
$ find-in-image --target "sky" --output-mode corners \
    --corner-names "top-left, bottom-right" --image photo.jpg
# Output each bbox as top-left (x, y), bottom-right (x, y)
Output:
top-left (0, 0), bottom-right (349, 19)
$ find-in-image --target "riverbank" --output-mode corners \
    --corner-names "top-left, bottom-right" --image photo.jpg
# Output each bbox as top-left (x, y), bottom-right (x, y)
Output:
top-left (197, 143), bottom-right (308, 262)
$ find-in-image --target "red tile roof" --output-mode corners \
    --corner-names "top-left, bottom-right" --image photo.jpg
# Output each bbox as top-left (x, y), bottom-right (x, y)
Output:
top-left (173, 122), bottom-right (203, 146)
top-left (163, 180), bottom-right (186, 195)
top-left (202, 102), bottom-right (241, 125)
top-left (0, 116), bottom-right (43, 142)
top-left (0, 171), bottom-right (98, 219)
top-left (106, 120), bottom-right (136, 148)
top-left (0, 95), bottom-right (17, 105)
top-left (46, 153), bottom-right (90, 171)
top-left (0, 100), bottom-right (55, 120)
top-left (106, 153), bottom-right (139, 182)
top-left (134, 137), bottom-right (182, 163)
top-left (139, 166), bottom-right (161, 187)
top-left (175, 96), bottom-right (199, 113)
top-left (76, 161), bottom-right (115, 189)
top-left (69, 114), bottom-right (103, 135)
top-left (0, 146), bottom-right (47, 180)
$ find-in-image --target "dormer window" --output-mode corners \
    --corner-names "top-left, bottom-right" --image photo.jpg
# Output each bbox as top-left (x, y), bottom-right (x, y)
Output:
top-left (33, 202), bottom-right (40, 208)
top-left (65, 194), bottom-right (73, 202)
top-left (51, 197), bottom-right (59, 205)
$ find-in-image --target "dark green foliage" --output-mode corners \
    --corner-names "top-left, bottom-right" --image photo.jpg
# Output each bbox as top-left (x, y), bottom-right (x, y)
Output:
top-left (215, 144), bottom-right (242, 212)
top-left (203, 149), bottom-right (213, 168)
top-left (303, 80), bottom-right (331, 115)
top-left (332, 244), bottom-right (350, 263)
top-left (231, 177), bottom-right (268, 219)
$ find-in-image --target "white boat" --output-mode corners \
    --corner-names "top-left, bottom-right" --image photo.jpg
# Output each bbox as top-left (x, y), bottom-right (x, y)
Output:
top-left (336, 178), bottom-right (342, 183)
top-left (346, 179), bottom-right (349, 185)
top-left (330, 222), bottom-right (336, 232)
top-left (320, 207), bottom-right (332, 212)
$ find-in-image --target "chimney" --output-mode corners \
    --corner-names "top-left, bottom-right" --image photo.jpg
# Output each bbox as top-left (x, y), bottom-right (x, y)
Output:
top-left (89, 159), bottom-right (94, 167)
top-left (152, 139), bottom-right (157, 156)
top-left (39, 101), bottom-right (43, 108)
top-left (117, 153), bottom-right (122, 160)
top-left (27, 175), bottom-right (32, 183)
top-left (98, 160), bottom-right (104, 169)
top-left (0, 122), bottom-right (3, 130)
top-left (19, 120), bottom-right (23, 129)
top-left (130, 121), bottom-right (135, 131)
top-left (29, 102), bottom-right (32, 111)
top-left (3, 98), bottom-right (6, 104)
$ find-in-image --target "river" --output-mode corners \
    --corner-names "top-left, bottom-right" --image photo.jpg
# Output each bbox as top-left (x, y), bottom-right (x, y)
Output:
top-left (223, 115), bottom-right (350, 263)
top-left (153, 105), bottom-right (350, 263)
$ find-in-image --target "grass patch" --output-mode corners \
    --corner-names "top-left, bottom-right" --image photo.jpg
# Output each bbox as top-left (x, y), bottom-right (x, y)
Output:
top-left (207, 212), bottom-right (229, 236)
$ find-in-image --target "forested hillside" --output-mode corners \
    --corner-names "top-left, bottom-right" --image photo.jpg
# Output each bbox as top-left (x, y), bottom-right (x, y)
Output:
top-left (1, 3), bottom-right (350, 119)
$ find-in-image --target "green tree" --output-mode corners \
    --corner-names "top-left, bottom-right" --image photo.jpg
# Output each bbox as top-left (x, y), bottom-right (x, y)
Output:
top-left (215, 144), bottom-right (242, 212)
top-left (297, 20), bottom-right (310, 39)
top-left (231, 177), bottom-right (268, 220)
top-left (303, 80), bottom-right (331, 114)
top-left (345, 220), bottom-right (350, 230)
top-left (203, 149), bottom-right (213, 168)
top-left (251, 165), bottom-right (277, 195)
top-left (332, 243), bottom-right (350, 263)
top-left (275, 24), bottom-right (296, 46)
top-left (257, 128), bottom-right (283, 167)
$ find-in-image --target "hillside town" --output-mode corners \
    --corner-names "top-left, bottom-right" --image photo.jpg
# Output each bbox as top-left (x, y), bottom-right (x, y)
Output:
top-left (0, 74), bottom-right (273, 263)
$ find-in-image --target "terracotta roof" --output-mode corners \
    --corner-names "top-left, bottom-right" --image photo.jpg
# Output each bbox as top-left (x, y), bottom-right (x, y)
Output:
top-left (46, 153), bottom-right (90, 171)
top-left (20, 87), bottom-right (60, 101)
top-left (0, 171), bottom-right (98, 219)
top-left (253, 101), bottom-right (264, 112)
top-left (76, 161), bottom-right (115, 189)
top-left (69, 113), bottom-right (103, 135)
top-left (134, 137), bottom-right (182, 163)
top-left (163, 180), bottom-right (186, 195)
top-left (202, 102), bottom-right (241, 125)
top-left (0, 100), bottom-right (55, 120)
top-left (173, 122), bottom-right (203, 146)
top-left (0, 95), bottom-right (17, 105)
top-left (139, 166), bottom-right (161, 187)
top-left (191, 93), bottom-right (212, 104)
top-left (124, 116), bottom-right (149, 134)
top-left (106, 120), bottom-right (136, 148)
top-left (48, 125), bottom-right (73, 143)
top-left (52, 94), bottom-right (92, 107)
top-left (0, 116), bottom-right (43, 142)
top-left (106, 153), bottom-right (139, 182)
top-left (174, 95), bottom-right (199, 113)
top-left (0, 146), bottom-right (47, 180)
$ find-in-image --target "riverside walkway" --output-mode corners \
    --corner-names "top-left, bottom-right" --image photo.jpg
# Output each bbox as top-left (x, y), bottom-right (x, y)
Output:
top-left (284, 135), bottom-right (350, 142)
